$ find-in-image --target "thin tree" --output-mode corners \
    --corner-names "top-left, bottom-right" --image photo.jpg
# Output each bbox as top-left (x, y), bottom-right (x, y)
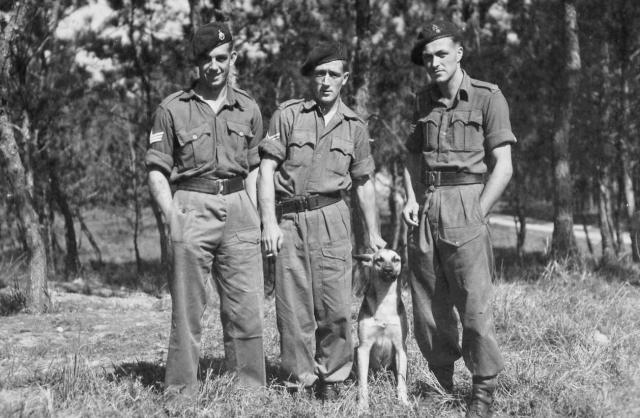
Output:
top-left (550, 0), bottom-right (580, 259)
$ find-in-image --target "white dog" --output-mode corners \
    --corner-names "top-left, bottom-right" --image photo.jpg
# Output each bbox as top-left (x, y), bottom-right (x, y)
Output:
top-left (355, 249), bottom-right (409, 412)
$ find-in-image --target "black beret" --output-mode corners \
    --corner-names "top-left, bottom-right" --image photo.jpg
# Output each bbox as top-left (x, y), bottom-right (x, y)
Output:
top-left (410, 20), bottom-right (461, 65)
top-left (192, 22), bottom-right (232, 62)
top-left (300, 42), bottom-right (348, 76)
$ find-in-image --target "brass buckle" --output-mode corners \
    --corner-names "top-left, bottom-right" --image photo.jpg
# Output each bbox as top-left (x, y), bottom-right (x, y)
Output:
top-left (427, 171), bottom-right (441, 186)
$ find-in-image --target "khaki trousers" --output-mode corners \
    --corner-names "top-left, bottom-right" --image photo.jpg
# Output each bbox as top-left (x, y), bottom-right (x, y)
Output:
top-left (409, 184), bottom-right (504, 377)
top-left (275, 200), bottom-right (353, 386)
top-left (165, 189), bottom-right (265, 394)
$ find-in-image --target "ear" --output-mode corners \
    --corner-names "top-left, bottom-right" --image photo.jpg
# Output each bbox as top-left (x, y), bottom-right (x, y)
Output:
top-left (456, 44), bottom-right (463, 64)
top-left (353, 253), bottom-right (373, 267)
top-left (230, 50), bottom-right (238, 66)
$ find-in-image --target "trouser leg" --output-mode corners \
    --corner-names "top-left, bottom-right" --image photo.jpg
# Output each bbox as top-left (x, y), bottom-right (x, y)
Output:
top-left (215, 191), bottom-right (266, 387)
top-left (436, 185), bottom-right (504, 377)
top-left (164, 192), bottom-right (214, 393)
top-left (409, 193), bottom-right (461, 370)
top-left (275, 215), bottom-right (317, 386)
top-left (310, 201), bottom-right (353, 383)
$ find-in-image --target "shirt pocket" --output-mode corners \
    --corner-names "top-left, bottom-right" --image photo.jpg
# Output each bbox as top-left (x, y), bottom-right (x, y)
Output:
top-left (285, 129), bottom-right (315, 168)
top-left (226, 120), bottom-right (254, 166)
top-left (418, 114), bottom-right (440, 152)
top-left (176, 123), bottom-right (214, 170)
top-left (451, 109), bottom-right (484, 152)
top-left (327, 137), bottom-right (354, 176)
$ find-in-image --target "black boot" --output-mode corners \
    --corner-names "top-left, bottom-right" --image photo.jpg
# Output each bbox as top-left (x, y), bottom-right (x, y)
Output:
top-left (466, 376), bottom-right (497, 418)
top-left (429, 364), bottom-right (454, 393)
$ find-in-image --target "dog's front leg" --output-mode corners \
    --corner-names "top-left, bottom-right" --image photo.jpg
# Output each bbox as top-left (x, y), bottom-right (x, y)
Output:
top-left (357, 342), bottom-right (372, 413)
top-left (395, 342), bottom-right (409, 406)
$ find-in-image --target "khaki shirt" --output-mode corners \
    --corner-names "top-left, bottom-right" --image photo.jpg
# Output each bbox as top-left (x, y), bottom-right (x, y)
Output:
top-left (259, 99), bottom-right (374, 197)
top-left (145, 85), bottom-right (263, 182)
top-left (406, 72), bottom-right (516, 174)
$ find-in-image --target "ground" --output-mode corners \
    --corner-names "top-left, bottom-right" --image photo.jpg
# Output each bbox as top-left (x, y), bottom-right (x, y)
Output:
top-left (1, 209), bottom-right (639, 417)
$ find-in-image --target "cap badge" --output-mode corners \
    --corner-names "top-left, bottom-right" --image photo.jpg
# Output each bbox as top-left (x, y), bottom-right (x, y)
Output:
top-left (218, 30), bottom-right (225, 40)
top-left (432, 24), bottom-right (441, 33)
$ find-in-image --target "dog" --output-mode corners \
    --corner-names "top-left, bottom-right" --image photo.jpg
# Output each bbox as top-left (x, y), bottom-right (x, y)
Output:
top-left (354, 249), bottom-right (409, 412)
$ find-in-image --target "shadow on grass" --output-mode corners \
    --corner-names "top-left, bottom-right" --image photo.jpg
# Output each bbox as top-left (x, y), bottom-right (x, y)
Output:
top-left (107, 356), bottom-right (284, 392)
top-left (108, 361), bottom-right (165, 392)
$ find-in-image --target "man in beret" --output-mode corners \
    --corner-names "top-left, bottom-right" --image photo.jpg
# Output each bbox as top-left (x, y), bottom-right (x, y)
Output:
top-left (257, 41), bottom-right (386, 398)
top-left (146, 22), bottom-right (266, 397)
top-left (402, 20), bottom-right (516, 418)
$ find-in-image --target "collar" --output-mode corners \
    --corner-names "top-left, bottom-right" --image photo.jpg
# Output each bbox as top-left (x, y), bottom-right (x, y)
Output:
top-left (179, 83), bottom-right (243, 110)
top-left (428, 70), bottom-right (471, 104)
top-left (301, 99), bottom-right (359, 120)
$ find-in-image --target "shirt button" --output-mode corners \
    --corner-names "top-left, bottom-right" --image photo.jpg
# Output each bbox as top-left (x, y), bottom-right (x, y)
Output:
top-left (192, 134), bottom-right (197, 139)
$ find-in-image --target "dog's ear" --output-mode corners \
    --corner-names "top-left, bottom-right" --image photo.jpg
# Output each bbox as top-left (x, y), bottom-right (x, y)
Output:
top-left (353, 253), bottom-right (374, 267)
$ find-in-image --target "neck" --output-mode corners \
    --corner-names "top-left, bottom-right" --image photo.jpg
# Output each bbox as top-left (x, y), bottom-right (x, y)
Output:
top-left (318, 98), bottom-right (340, 115)
top-left (195, 79), bottom-right (227, 101)
top-left (437, 67), bottom-right (464, 100)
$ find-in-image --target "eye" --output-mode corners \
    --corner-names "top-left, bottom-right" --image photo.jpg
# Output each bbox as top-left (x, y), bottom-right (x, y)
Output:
top-left (374, 257), bottom-right (383, 264)
top-left (392, 257), bottom-right (400, 263)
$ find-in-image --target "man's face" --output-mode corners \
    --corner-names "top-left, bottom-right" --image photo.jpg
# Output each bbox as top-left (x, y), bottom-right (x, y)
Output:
top-left (421, 37), bottom-right (462, 84)
top-left (312, 60), bottom-right (349, 107)
top-left (197, 42), bottom-right (237, 89)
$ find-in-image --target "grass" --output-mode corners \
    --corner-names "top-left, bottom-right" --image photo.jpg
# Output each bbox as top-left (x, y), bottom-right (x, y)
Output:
top-left (1, 211), bottom-right (640, 417)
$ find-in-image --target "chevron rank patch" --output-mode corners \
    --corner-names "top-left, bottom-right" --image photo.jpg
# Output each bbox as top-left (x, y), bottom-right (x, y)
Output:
top-left (149, 131), bottom-right (164, 144)
top-left (265, 132), bottom-right (280, 141)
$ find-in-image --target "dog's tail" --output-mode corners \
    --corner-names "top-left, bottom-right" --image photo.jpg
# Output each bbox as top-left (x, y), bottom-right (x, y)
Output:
top-left (370, 339), bottom-right (395, 370)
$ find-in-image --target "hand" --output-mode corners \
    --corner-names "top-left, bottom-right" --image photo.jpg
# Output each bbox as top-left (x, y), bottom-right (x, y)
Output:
top-left (261, 221), bottom-right (284, 256)
top-left (367, 232), bottom-right (387, 252)
top-left (402, 200), bottom-right (420, 227)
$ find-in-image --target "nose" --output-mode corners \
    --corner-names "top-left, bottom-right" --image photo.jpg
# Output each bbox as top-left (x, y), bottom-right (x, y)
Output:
top-left (320, 73), bottom-right (330, 84)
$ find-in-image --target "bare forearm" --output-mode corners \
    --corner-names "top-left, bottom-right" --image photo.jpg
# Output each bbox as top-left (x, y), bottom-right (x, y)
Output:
top-left (480, 145), bottom-right (513, 216)
top-left (148, 169), bottom-right (172, 219)
top-left (257, 160), bottom-right (278, 225)
top-left (405, 153), bottom-right (421, 204)
top-left (356, 177), bottom-right (379, 235)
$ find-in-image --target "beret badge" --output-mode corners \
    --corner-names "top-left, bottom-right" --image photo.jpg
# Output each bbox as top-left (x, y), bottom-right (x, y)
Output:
top-left (218, 30), bottom-right (225, 41)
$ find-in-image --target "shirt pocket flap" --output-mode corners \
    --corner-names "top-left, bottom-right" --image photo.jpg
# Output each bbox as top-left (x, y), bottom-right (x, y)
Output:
top-left (226, 120), bottom-right (253, 138)
top-left (177, 124), bottom-right (210, 146)
top-left (330, 137), bottom-right (354, 156)
top-left (469, 109), bottom-right (483, 126)
top-left (321, 246), bottom-right (348, 261)
top-left (420, 115), bottom-right (439, 125)
top-left (289, 130), bottom-right (315, 147)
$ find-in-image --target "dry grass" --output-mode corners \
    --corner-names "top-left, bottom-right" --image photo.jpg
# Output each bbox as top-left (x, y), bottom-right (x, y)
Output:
top-left (1, 214), bottom-right (640, 417)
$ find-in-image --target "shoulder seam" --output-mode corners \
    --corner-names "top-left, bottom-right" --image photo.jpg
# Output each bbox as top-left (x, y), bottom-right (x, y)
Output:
top-left (278, 98), bottom-right (305, 110)
top-left (159, 90), bottom-right (186, 107)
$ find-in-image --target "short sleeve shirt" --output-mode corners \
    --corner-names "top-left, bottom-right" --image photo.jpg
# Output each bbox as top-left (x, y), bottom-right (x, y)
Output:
top-left (258, 99), bottom-right (374, 197)
top-left (406, 72), bottom-right (516, 174)
top-left (144, 85), bottom-right (263, 182)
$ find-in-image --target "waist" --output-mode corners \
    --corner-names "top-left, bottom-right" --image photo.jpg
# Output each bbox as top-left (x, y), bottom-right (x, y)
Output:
top-left (276, 193), bottom-right (342, 215)
top-left (175, 176), bottom-right (244, 195)
top-left (423, 171), bottom-right (485, 187)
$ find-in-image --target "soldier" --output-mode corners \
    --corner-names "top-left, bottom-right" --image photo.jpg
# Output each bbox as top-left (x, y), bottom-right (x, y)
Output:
top-left (257, 42), bottom-right (386, 398)
top-left (402, 20), bottom-right (516, 418)
top-left (145, 22), bottom-right (266, 397)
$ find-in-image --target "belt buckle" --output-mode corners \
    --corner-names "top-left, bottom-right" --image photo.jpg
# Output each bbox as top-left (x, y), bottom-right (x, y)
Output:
top-left (296, 196), bottom-right (308, 212)
top-left (427, 171), bottom-right (441, 186)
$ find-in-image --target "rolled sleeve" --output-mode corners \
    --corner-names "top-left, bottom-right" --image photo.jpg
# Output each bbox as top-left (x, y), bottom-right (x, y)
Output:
top-left (144, 107), bottom-right (174, 174)
top-left (350, 124), bottom-right (375, 179)
top-left (484, 91), bottom-right (516, 151)
top-left (258, 108), bottom-right (287, 162)
top-left (247, 103), bottom-right (264, 169)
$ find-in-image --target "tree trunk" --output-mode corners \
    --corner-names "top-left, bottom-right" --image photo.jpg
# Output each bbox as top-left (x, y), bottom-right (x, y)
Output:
top-left (127, 128), bottom-right (142, 273)
top-left (76, 210), bottom-right (103, 266)
top-left (0, 110), bottom-right (49, 312)
top-left (597, 41), bottom-right (618, 264)
top-left (550, 0), bottom-right (580, 259)
top-left (50, 167), bottom-right (80, 277)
